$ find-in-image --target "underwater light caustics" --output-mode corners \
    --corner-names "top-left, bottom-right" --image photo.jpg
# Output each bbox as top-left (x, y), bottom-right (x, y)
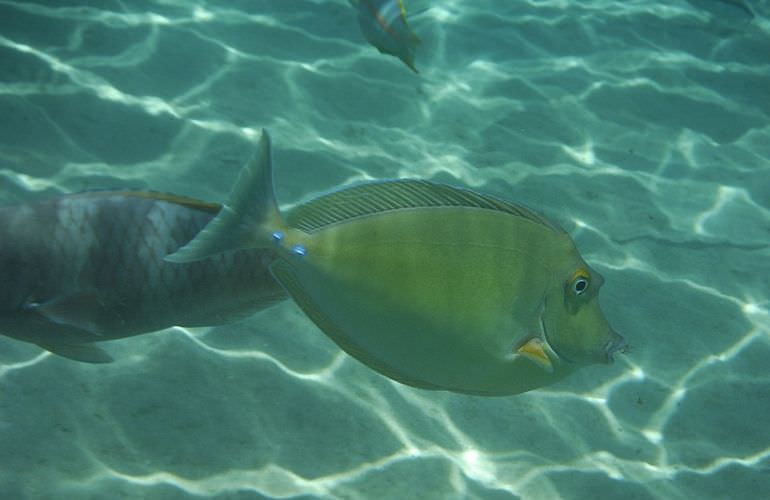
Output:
top-left (167, 130), bottom-right (627, 396)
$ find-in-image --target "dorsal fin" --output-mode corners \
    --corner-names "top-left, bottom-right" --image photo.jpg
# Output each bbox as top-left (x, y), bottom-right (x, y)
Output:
top-left (74, 190), bottom-right (221, 214)
top-left (120, 191), bottom-right (221, 213)
top-left (286, 179), bottom-right (563, 233)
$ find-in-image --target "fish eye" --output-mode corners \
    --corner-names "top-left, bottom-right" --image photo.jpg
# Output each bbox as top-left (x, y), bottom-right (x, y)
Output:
top-left (568, 269), bottom-right (590, 296)
top-left (572, 277), bottom-right (589, 295)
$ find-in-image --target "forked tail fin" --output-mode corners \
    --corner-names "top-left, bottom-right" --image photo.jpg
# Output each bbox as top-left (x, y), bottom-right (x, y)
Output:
top-left (165, 129), bottom-right (282, 263)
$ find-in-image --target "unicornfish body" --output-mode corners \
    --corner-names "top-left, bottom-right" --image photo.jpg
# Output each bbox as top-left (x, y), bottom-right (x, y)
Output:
top-left (169, 131), bottom-right (626, 396)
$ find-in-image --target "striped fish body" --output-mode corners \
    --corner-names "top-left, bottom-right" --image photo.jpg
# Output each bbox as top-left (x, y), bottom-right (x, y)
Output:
top-left (0, 191), bottom-right (286, 362)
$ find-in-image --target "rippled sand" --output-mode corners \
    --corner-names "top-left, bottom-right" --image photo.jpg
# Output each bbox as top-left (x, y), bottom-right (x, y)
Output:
top-left (1, 1), bottom-right (769, 498)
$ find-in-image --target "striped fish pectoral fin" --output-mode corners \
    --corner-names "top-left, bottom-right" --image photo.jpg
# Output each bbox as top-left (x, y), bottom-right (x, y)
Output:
top-left (37, 342), bottom-right (114, 363)
top-left (26, 290), bottom-right (107, 338)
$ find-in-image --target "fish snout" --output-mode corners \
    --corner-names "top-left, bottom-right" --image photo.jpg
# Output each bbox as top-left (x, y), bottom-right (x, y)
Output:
top-left (604, 330), bottom-right (627, 364)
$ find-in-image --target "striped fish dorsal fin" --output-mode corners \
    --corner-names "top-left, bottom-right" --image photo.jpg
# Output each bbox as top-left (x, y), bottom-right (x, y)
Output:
top-left (286, 179), bottom-right (563, 233)
top-left (124, 192), bottom-right (222, 213)
top-left (78, 190), bottom-right (221, 214)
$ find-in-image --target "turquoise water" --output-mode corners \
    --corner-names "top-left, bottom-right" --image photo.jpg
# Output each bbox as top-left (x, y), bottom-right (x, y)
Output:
top-left (1, 0), bottom-right (769, 498)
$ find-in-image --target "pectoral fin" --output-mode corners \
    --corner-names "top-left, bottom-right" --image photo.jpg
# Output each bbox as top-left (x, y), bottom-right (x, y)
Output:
top-left (26, 290), bottom-right (106, 337)
top-left (517, 338), bottom-right (553, 373)
top-left (38, 343), bottom-right (113, 364)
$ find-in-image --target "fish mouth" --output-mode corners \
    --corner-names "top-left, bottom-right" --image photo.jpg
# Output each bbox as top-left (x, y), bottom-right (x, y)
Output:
top-left (604, 331), bottom-right (627, 364)
top-left (539, 314), bottom-right (626, 365)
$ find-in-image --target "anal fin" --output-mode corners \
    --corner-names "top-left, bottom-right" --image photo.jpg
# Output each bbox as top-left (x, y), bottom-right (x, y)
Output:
top-left (39, 343), bottom-right (113, 364)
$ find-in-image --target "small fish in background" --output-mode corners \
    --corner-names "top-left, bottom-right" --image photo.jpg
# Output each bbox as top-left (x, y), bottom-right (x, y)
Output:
top-left (0, 190), bottom-right (287, 363)
top-left (351, 0), bottom-right (421, 72)
top-left (686, 0), bottom-right (756, 19)
top-left (717, 0), bottom-right (755, 17)
top-left (168, 131), bottom-right (627, 396)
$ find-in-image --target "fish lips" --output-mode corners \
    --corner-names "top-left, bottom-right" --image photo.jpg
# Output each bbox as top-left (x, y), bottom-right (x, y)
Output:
top-left (604, 331), bottom-right (627, 364)
top-left (539, 315), bottom-right (626, 366)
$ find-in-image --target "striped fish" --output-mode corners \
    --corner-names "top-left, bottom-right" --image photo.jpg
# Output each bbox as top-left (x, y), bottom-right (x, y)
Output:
top-left (0, 190), bottom-right (286, 363)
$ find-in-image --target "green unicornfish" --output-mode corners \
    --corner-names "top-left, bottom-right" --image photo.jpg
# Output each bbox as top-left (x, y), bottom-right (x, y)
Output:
top-left (167, 130), bottom-right (626, 396)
